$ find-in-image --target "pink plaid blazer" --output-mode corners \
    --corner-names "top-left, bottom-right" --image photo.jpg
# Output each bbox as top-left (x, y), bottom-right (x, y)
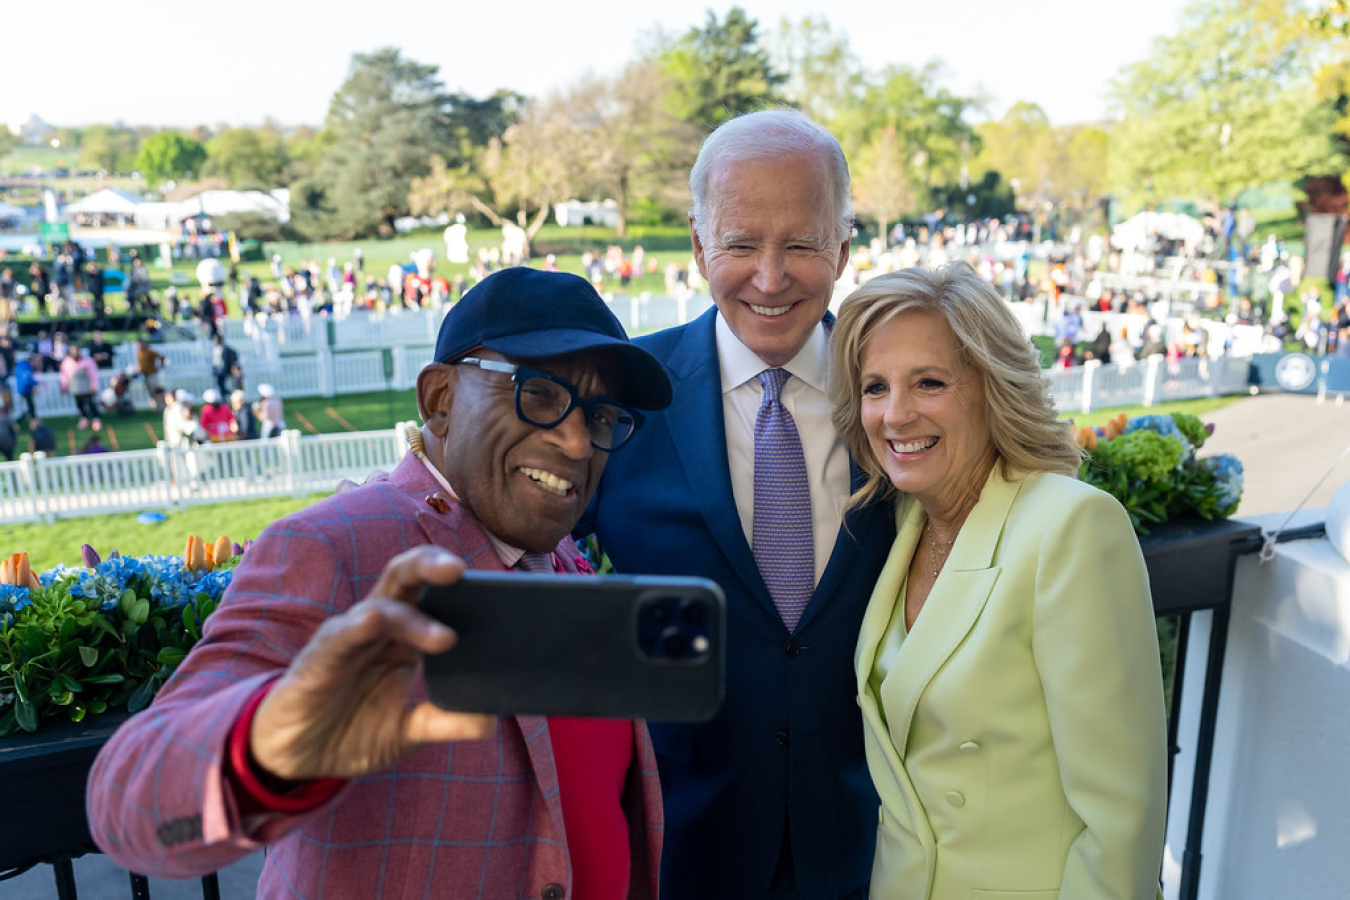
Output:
top-left (86, 454), bottom-right (663, 899)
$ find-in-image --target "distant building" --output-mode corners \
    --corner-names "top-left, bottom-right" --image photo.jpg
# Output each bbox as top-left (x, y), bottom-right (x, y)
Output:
top-left (6, 113), bottom-right (54, 146)
top-left (554, 199), bottom-right (620, 228)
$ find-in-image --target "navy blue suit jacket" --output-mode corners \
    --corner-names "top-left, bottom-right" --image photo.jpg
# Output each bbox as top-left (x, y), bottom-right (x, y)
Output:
top-left (578, 308), bottom-right (897, 900)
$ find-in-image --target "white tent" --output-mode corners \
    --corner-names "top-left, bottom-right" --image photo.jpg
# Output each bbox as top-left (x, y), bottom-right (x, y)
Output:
top-left (64, 188), bottom-right (145, 217)
top-left (0, 200), bottom-right (27, 223)
top-left (1111, 211), bottom-right (1206, 253)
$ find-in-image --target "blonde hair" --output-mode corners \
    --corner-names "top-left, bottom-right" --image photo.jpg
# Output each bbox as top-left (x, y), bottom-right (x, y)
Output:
top-left (830, 262), bottom-right (1082, 509)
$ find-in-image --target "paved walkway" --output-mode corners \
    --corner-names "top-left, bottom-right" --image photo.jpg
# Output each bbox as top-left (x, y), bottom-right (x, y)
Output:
top-left (8, 392), bottom-right (1349, 899)
top-left (1199, 392), bottom-right (1350, 518)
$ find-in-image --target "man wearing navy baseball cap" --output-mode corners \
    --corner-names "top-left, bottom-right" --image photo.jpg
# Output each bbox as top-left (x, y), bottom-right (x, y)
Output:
top-left (89, 266), bottom-right (672, 899)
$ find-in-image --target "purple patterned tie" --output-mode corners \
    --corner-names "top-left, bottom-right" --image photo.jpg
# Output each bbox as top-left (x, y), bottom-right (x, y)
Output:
top-left (752, 368), bottom-right (813, 631)
top-left (516, 551), bottom-right (556, 573)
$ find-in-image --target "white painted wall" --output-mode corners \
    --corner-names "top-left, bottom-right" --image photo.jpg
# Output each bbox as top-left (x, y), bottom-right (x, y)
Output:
top-left (1164, 506), bottom-right (1350, 899)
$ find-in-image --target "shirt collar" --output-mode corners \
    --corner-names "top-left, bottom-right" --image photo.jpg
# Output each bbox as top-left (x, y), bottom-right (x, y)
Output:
top-left (414, 453), bottom-right (532, 569)
top-left (715, 312), bottom-right (830, 394)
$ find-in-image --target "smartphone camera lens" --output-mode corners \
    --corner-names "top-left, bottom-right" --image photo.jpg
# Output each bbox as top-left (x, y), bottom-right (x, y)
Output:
top-left (661, 628), bottom-right (692, 658)
top-left (681, 600), bottom-right (706, 625)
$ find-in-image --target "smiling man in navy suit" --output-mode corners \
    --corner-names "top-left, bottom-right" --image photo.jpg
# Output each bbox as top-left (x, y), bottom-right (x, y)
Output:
top-left (579, 109), bottom-right (897, 900)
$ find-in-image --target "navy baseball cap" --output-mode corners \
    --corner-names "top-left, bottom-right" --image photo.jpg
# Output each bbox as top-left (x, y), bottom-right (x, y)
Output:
top-left (434, 267), bottom-right (672, 410)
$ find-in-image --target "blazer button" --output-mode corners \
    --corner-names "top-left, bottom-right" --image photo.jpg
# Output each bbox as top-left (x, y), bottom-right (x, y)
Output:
top-left (958, 740), bottom-right (980, 752)
top-left (945, 791), bottom-right (966, 808)
top-left (541, 884), bottom-right (565, 900)
top-left (855, 694), bottom-right (862, 707)
top-left (774, 731), bottom-right (790, 747)
top-left (785, 639), bottom-right (802, 658)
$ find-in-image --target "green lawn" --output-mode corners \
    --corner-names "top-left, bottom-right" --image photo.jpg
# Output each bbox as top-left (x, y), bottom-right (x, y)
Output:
top-left (0, 493), bottom-right (330, 574)
top-left (1060, 395), bottom-right (1240, 428)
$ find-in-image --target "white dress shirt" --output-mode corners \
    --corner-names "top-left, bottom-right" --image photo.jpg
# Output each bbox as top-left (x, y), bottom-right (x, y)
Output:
top-left (715, 314), bottom-right (850, 587)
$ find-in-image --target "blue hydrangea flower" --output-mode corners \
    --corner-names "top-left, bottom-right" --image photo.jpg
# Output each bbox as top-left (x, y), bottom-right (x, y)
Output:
top-left (195, 570), bottom-right (234, 602)
top-left (0, 583), bottom-right (33, 615)
top-left (1202, 453), bottom-right (1245, 511)
top-left (1125, 414), bottom-right (1194, 459)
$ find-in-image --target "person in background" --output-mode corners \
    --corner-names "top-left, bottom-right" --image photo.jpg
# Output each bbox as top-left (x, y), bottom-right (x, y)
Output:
top-left (0, 406), bottom-right (16, 462)
top-left (0, 266), bottom-right (16, 324)
top-left (256, 383), bottom-right (285, 439)
top-left (136, 339), bottom-right (168, 409)
top-left (211, 332), bottom-right (242, 395)
top-left (86, 267), bottom-right (672, 899)
top-left (830, 263), bottom-right (1166, 899)
top-left (199, 388), bottom-right (236, 441)
top-left (28, 417), bottom-right (55, 455)
top-left (13, 352), bottom-right (38, 422)
top-left (87, 329), bottom-right (115, 370)
top-left (59, 344), bottom-right (101, 431)
top-left (162, 389), bottom-right (187, 449)
top-left (580, 108), bottom-right (896, 900)
top-left (230, 389), bottom-right (260, 440)
top-left (80, 433), bottom-right (110, 454)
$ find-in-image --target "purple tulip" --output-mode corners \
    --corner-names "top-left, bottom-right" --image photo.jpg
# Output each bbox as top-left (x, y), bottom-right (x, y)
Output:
top-left (1206, 423), bottom-right (1216, 435)
top-left (81, 544), bottom-right (102, 568)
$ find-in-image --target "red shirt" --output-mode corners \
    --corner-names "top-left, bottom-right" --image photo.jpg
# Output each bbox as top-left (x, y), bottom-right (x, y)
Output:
top-left (548, 716), bottom-right (634, 900)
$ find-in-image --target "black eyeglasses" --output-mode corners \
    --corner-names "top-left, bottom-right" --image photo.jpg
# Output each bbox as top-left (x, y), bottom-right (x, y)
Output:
top-left (454, 357), bottom-right (643, 452)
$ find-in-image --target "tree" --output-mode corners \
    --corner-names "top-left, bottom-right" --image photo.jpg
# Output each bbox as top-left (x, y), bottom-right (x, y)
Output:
top-left (294, 48), bottom-right (457, 239)
top-left (555, 61), bottom-right (702, 236)
top-left (1108, 0), bottom-right (1345, 206)
top-left (410, 63), bottom-right (697, 247)
top-left (135, 131), bottom-right (208, 184)
top-left (852, 126), bottom-right (922, 242)
top-left (831, 64), bottom-right (979, 230)
top-left (408, 97), bottom-right (575, 257)
top-left (204, 128), bottom-right (287, 187)
top-left (766, 15), bottom-right (862, 123)
top-left (78, 125), bottom-right (139, 173)
top-left (659, 7), bottom-right (785, 128)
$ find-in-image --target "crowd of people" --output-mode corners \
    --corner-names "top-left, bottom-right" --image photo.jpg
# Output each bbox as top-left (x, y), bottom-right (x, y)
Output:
top-left (84, 110), bottom-right (1168, 900)
top-left (0, 312), bottom-right (285, 460)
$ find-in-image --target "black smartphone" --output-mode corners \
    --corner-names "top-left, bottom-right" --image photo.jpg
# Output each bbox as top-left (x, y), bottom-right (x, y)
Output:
top-left (419, 572), bottom-right (725, 723)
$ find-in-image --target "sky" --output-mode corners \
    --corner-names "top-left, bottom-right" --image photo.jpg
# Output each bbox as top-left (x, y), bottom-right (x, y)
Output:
top-left (3, 0), bottom-right (1190, 132)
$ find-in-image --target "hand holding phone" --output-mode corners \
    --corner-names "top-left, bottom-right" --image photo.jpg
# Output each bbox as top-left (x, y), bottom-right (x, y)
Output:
top-left (420, 572), bottom-right (725, 723)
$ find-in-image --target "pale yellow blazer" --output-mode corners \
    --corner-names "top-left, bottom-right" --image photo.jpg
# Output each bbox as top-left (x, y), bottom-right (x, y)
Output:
top-left (856, 469), bottom-right (1167, 900)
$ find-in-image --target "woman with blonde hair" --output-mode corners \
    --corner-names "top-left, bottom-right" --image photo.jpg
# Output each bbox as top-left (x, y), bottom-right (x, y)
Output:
top-left (830, 262), bottom-right (1167, 899)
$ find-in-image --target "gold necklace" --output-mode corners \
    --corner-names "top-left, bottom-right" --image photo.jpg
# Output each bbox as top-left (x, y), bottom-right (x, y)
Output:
top-left (926, 520), bottom-right (955, 581)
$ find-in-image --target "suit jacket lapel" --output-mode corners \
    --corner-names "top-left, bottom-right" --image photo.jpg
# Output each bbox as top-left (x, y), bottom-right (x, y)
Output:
top-left (797, 456), bottom-right (885, 630)
top-left (868, 470), bottom-right (1023, 756)
top-left (664, 310), bottom-right (776, 611)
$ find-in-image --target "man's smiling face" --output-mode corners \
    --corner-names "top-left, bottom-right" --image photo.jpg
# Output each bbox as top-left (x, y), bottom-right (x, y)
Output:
top-left (691, 150), bottom-right (851, 367)
top-left (432, 349), bottom-right (616, 552)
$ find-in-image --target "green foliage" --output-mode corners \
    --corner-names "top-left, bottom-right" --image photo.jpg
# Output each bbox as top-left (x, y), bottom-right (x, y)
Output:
top-left (78, 124), bottom-right (140, 174)
top-left (296, 48), bottom-right (460, 239)
top-left (204, 128), bottom-right (287, 187)
top-left (1108, 0), bottom-right (1347, 205)
top-left (0, 552), bottom-right (233, 735)
top-left (135, 131), bottom-right (208, 184)
top-left (829, 62), bottom-right (979, 230)
top-left (1078, 413), bottom-right (1244, 533)
top-left (658, 6), bottom-right (785, 128)
top-left (766, 15), bottom-right (863, 124)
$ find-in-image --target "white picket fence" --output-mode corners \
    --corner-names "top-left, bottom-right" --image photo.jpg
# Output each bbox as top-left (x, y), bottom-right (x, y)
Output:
top-left (1049, 354), bottom-right (1253, 415)
top-left (0, 426), bottom-right (411, 525)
